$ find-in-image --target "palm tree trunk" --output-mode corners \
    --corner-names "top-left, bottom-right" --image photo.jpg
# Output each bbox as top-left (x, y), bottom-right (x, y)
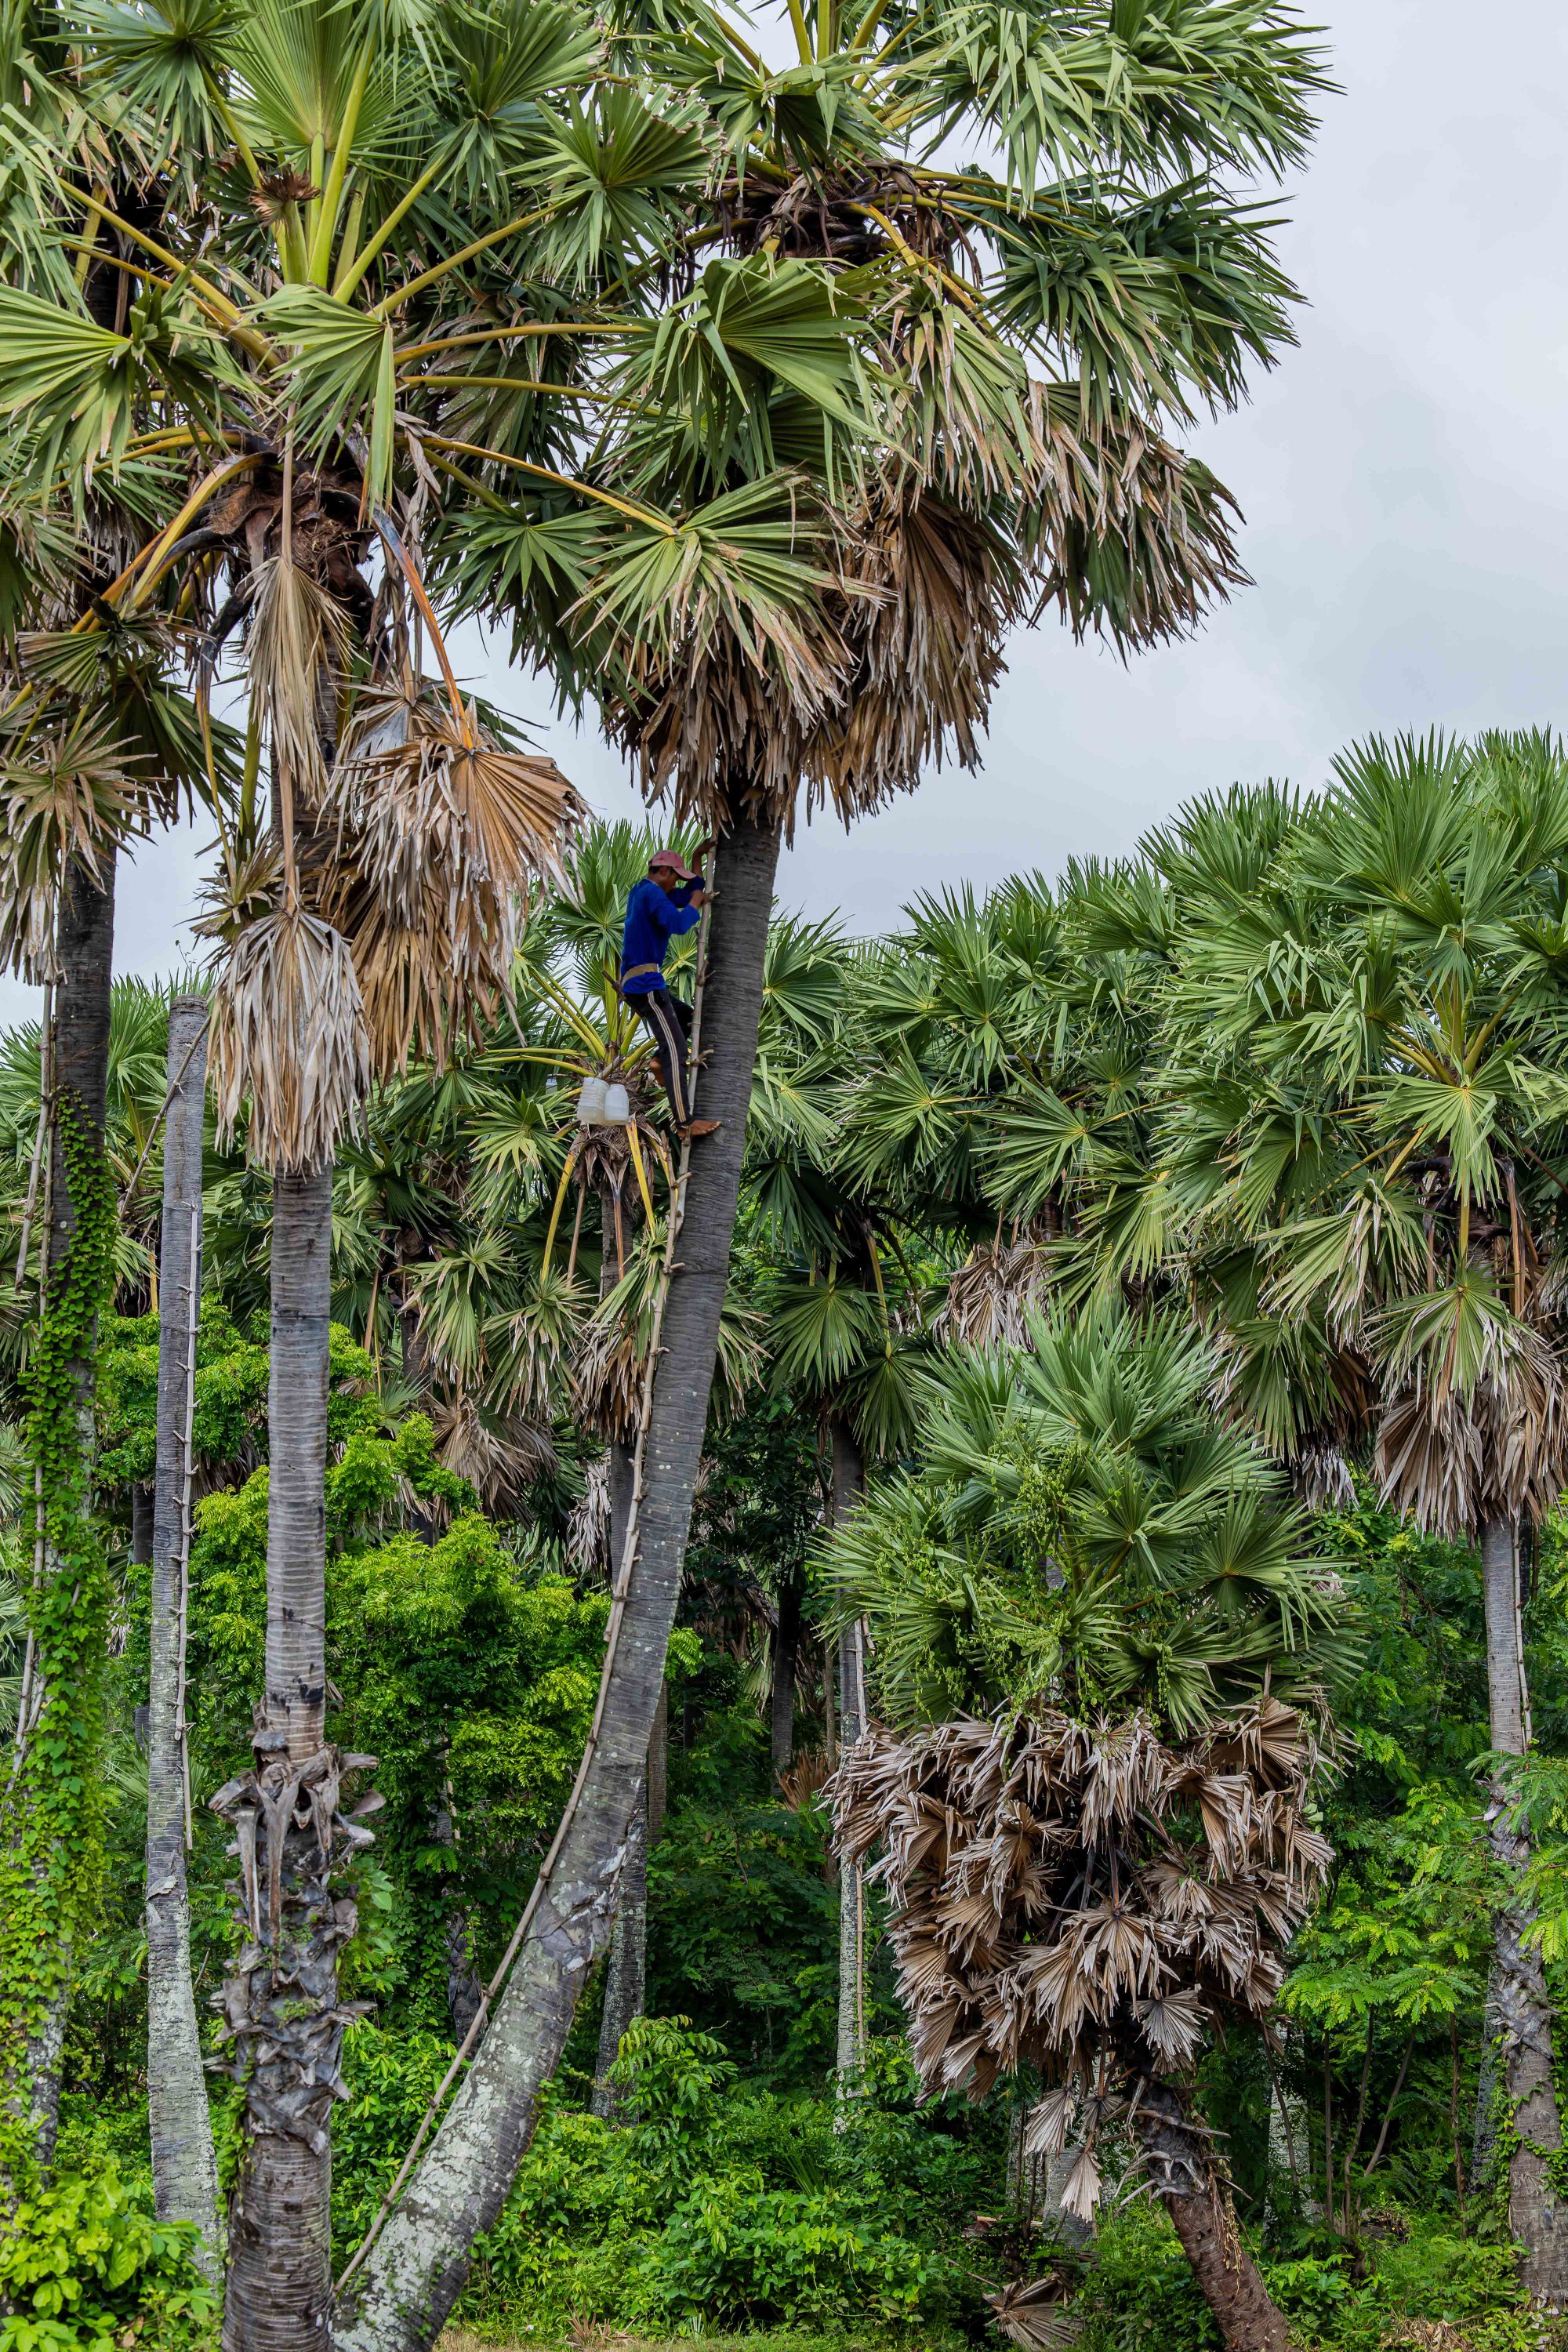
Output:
top-left (3, 848), bottom-right (117, 2173)
top-left (1480, 1515), bottom-right (1568, 2306)
top-left (221, 1163), bottom-right (342, 2352)
top-left (830, 1417), bottom-right (866, 2090)
top-left (144, 997), bottom-right (220, 2276)
top-left (770, 1563), bottom-right (802, 1780)
top-left (335, 812), bottom-right (782, 2352)
top-left (593, 1348), bottom-right (644, 2124)
top-left (1134, 2076), bottom-right (1295, 2350)
top-left (591, 1793), bottom-right (647, 2118)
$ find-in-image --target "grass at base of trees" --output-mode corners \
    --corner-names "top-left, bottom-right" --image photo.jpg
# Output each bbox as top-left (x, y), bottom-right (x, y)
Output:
top-left (438, 2336), bottom-right (916, 2351)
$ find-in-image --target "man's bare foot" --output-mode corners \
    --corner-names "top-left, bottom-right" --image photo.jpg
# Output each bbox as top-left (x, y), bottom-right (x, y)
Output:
top-left (681, 1118), bottom-right (722, 1139)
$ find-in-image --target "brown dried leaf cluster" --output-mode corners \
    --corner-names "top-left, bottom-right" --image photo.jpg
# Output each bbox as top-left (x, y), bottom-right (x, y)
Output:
top-left (935, 1235), bottom-right (1053, 1348)
top-left (832, 1697), bottom-right (1331, 2220)
top-left (209, 906), bottom-right (371, 1174)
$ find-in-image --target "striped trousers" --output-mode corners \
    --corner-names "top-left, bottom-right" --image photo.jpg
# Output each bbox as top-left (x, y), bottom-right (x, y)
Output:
top-left (626, 986), bottom-right (694, 1123)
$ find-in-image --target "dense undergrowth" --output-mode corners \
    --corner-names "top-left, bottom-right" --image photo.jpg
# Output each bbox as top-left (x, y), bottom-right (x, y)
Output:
top-left (13, 1289), bottom-right (1568, 2352)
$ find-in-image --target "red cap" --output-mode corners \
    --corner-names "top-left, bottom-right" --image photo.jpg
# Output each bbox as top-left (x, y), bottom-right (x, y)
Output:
top-left (649, 847), bottom-right (699, 880)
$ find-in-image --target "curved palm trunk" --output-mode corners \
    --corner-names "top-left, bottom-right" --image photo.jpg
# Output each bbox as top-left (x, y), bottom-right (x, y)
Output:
top-left (1134, 2077), bottom-right (1295, 2350)
top-left (3, 848), bottom-right (117, 2173)
top-left (593, 1308), bottom-right (644, 2120)
top-left (829, 1417), bottom-right (866, 2089)
top-left (336, 814), bottom-right (782, 2352)
top-left (222, 1163), bottom-right (344, 2352)
top-left (1480, 1515), bottom-right (1568, 2306)
top-left (145, 997), bottom-right (221, 2274)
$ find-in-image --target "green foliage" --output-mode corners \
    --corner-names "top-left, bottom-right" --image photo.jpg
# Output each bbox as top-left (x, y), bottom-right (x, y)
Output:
top-left (454, 2020), bottom-right (994, 2339)
top-left (829, 1300), bottom-right (1359, 1736)
top-left (0, 1100), bottom-right (118, 2176)
top-left (0, 2166), bottom-right (218, 2352)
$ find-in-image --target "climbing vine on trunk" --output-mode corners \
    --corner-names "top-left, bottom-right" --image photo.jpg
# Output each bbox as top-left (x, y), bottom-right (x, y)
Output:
top-left (0, 1097), bottom-right (117, 2181)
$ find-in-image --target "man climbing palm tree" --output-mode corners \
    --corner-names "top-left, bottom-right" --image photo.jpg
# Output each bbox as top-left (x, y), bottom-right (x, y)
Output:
top-left (620, 844), bottom-right (720, 1139)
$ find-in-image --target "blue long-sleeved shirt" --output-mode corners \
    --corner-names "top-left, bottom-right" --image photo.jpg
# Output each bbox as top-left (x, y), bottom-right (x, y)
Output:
top-left (620, 876), bottom-right (699, 994)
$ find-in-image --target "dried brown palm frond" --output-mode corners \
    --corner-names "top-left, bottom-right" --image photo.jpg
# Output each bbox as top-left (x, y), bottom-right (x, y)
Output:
top-left (812, 483), bottom-right (1023, 814)
top-left (246, 554), bottom-right (350, 800)
top-left (934, 1236), bottom-right (1052, 1349)
top-left (0, 708), bottom-right (141, 975)
top-left (986, 2273), bottom-right (1084, 2349)
top-left (429, 1389), bottom-right (555, 1514)
top-left (779, 1750), bottom-right (830, 1811)
top-left (322, 683), bottom-right (586, 1069)
top-left (566, 1453), bottom-right (612, 1576)
top-left (573, 1248), bottom-right (766, 1442)
top-left (604, 605), bottom-right (849, 840)
top-left (208, 905), bottom-right (370, 1171)
top-left (1374, 1345), bottom-right (1568, 1539)
top-left (830, 1693), bottom-right (1331, 2223)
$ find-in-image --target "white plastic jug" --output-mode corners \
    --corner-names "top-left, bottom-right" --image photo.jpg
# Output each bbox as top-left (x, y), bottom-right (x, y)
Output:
top-left (576, 1075), bottom-right (608, 1126)
top-left (602, 1082), bottom-right (630, 1124)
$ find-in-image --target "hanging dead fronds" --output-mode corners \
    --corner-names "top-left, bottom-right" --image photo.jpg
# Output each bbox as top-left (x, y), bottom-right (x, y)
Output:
top-left (246, 554), bottom-right (350, 801)
top-left (429, 1390), bottom-right (555, 1514)
top-left (209, 905), bottom-right (371, 1172)
top-left (811, 482), bottom-right (1022, 817)
top-left (0, 710), bottom-right (140, 977)
top-left (935, 1236), bottom-right (1051, 1349)
top-left (831, 1697), bottom-right (1332, 2223)
top-left (321, 682), bottom-right (586, 1071)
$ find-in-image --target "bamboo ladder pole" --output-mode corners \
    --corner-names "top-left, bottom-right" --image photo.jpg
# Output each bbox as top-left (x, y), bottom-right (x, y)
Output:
top-left (337, 898), bottom-right (715, 2296)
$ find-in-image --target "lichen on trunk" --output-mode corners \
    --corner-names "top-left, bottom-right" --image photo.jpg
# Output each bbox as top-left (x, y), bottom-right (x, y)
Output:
top-left (1480, 1515), bottom-right (1568, 2306)
top-left (144, 996), bottom-right (222, 2272)
top-left (212, 1163), bottom-right (380, 2350)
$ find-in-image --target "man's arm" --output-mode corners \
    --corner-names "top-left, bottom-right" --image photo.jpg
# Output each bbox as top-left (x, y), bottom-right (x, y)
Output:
top-left (647, 880), bottom-right (702, 937)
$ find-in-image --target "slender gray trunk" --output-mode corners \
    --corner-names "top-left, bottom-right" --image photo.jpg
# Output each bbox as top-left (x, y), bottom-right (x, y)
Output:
top-left (144, 999), bottom-right (220, 2275)
top-left (770, 1563), bottom-right (802, 1780)
top-left (9, 849), bottom-right (117, 2171)
top-left (1480, 1515), bottom-right (1568, 2307)
top-left (335, 815), bottom-right (782, 2352)
top-left (132, 1484), bottom-right (154, 1565)
top-left (830, 1417), bottom-right (866, 2090)
top-left (1134, 2077), bottom-right (1294, 2350)
top-left (220, 1164), bottom-right (347, 2352)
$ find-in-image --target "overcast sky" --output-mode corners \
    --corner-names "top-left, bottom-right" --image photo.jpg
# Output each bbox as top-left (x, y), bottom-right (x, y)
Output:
top-left (12, 0), bottom-right (1565, 1020)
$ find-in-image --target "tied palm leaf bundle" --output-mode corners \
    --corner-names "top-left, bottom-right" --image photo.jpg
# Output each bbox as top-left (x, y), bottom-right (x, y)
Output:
top-left (833, 1697), bottom-right (1333, 2350)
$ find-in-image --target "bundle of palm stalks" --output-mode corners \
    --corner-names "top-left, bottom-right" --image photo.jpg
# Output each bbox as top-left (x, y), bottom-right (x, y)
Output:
top-left (832, 1695), bottom-right (1332, 2227)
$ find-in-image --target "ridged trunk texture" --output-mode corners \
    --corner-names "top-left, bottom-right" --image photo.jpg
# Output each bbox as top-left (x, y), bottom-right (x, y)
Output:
top-left (335, 815), bottom-right (782, 2352)
top-left (1480, 1515), bottom-right (1568, 2305)
top-left (220, 1166), bottom-right (365, 2352)
top-left (830, 1418), bottom-right (866, 2089)
top-left (1134, 2078), bottom-right (1296, 2350)
top-left (144, 998), bottom-right (220, 2274)
top-left (770, 1562), bottom-right (802, 1780)
top-left (593, 1399), bottom-right (644, 2122)
top-left (19, 848), bottom-right (116, 2168)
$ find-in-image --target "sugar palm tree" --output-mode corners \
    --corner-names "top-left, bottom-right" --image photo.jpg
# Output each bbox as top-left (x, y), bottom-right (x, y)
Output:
top-left (827, 1299), bottom-right (1356, 2349)
top-left (1064, 736), bottom-right (1568, 2303)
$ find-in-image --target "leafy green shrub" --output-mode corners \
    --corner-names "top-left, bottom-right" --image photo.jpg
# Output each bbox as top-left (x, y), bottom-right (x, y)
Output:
top-left (0, 2168), bottom-right (218, 2352)
top-left (1078, 2201), bottom-right (1541, 2352)
top-left (441, 2019), bottom-right (993, 2340)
